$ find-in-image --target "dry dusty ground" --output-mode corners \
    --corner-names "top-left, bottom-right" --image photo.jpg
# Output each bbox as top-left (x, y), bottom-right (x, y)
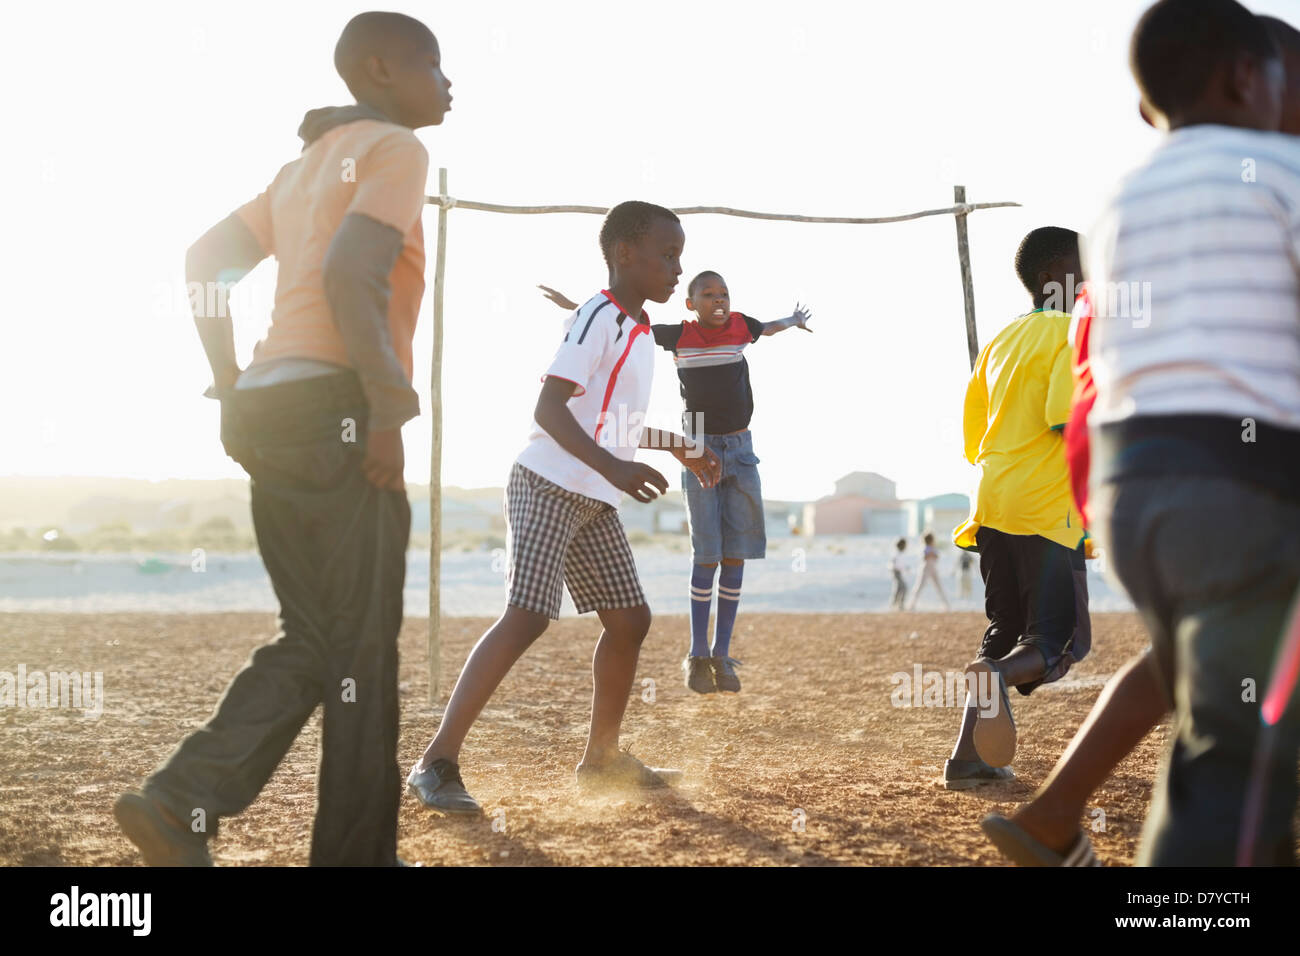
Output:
top-left (1, 610), bottom-right (1168, 866)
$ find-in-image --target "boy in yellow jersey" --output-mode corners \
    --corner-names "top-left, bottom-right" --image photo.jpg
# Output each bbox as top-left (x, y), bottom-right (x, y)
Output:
top-left (943, 227), bottom-right (1092, 793)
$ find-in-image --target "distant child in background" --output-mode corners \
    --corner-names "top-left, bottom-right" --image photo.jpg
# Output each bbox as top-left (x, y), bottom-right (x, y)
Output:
top-left (907, 532), bottom-right (950, 610)
top-left (943, 226), bottom-right (1091, 792)
top-left (957, 551), bottom-right (973, 600)
top-left (542, 272), bottom-right (812, 694)
top-left (889, 538), bottom-right (908, 610)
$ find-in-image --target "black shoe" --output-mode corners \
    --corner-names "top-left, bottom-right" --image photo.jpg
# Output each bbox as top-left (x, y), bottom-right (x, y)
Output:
top-left (406, 759), bottom-right (482, 816)
top-left (682, 656), bottom-right (716, 694)
top-left (709, 655), bottom-right (742, 693)
top-left (113, 791), bottom-right (213, 866)
top-left (942, 758), bottom-right (1015, 791)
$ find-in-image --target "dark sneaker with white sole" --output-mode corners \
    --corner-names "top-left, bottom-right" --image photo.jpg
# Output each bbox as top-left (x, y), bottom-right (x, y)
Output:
top-left (943, 758), bottom-right (1015, 791)
top-left (113, 790), bottom-right (213, 866)
top-left (407, 759), bottom-right (482, 816)
top-left (682, 656), bottom-right (716, 694)
top-left (709, 655), bottom-right (742, 693)
top-left (576, 751), bottom-right (683, 791)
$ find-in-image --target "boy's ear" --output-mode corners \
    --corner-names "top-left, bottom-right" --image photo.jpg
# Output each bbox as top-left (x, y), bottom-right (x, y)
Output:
top-left (1229, 54), bottom-right (1253, 104)
top-left (1228, 52), bottom-right (1275, 108)
top-left (684, 296), bottom-right (694, 311)
top-left (363, 53), bottom-right (395, 90)
top-left (1138, 98), bottom-right (1169, 131)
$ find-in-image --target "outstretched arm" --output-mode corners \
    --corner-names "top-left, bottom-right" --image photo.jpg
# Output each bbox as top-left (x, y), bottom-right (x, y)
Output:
top-left (761, 302), bottom-right (813, 336)
top-left (538, 285), bottom-right (581, 311)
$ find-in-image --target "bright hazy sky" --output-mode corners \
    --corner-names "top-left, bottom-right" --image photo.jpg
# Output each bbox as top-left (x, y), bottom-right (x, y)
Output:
top-left (5, 0), bottom-right (1299, 502)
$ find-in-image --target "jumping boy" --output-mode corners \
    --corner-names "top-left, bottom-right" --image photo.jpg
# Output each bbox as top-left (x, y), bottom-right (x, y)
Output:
top-left (943, 227), bottom-right (1091, 791)
top-left (407, 202), bottom-right (722, 815)
top-left (541, 273), bottom-right (811, 693)
top-left (113, 12), bottom-right (451, 865)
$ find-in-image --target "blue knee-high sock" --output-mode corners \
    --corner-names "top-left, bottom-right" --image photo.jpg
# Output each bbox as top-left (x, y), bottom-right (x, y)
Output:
top-left (712, 563), bottom-right (744, 657)
top-left (689, 564), bottom-right (716, 657)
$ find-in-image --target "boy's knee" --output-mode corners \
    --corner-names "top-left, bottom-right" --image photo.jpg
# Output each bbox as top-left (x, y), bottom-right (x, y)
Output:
top-left (503, 606), bottom-right (551, 642)
top-left (629, 604), bottom-right (652, 639)
top-left (606, 604), bottom-right (652, 641)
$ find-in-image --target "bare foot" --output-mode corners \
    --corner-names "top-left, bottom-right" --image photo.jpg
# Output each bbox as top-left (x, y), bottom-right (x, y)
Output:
top-left (1011, 799), bottom-right (1082, 856)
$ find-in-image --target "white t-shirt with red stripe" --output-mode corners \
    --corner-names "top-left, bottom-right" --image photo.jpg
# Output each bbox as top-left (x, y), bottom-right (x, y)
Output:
top-left (516, 290), bottom-right (656, 506)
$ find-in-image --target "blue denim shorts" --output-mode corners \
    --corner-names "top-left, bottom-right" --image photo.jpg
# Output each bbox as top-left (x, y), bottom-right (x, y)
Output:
top-left (682, 430), bottom-right (766, 563)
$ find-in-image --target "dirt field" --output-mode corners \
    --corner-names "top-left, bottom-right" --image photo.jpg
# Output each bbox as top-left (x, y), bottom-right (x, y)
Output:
top-left (0, 610), bottom-right (1166, 866)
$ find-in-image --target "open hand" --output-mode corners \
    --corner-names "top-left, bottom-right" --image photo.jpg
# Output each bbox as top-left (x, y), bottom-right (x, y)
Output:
top-left (678, 443), bottom-right (722, 489)
top-left (604, 459), bottom-right (669, 503)
top-left (793, 302), bottom-right (813, 331)
top-left (538, 285), bottom-right (580, 311)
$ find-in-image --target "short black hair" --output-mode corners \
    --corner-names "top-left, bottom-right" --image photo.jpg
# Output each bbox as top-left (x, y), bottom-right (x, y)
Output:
top-left (895, 538), bottom-right (906, 550)
top-left (687, 271), bottom-right (725, 297)
top-left (1260, 15), bottom-right (1300, 57)
top-left (335, 12), bottom-right (436, 97)
top-left (599, 201), bottom-right (680, 268)
top-left (1015, 227), bottom-right (1080, 297)
top-left (1130, 0), bottom-right (1278, 119)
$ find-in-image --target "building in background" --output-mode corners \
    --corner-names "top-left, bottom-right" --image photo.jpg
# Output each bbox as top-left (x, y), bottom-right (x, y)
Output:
top-left (903, 493), bottom-right (971, 538)
top-left (799, 473), bottom-right (969, 538)
top-left (802, 472), bottom-right (906, 536)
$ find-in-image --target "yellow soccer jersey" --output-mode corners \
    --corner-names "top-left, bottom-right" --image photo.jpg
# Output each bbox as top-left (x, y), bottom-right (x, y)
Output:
top-left (953, 309), bottom-right (1083, 552)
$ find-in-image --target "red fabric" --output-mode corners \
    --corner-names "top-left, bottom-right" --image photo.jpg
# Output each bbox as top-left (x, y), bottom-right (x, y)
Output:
top-left (676, 312), bottom-right (755, 350)
top-left (1064, 284), bottom-right (1095, 528)
top-left (592, 324), bottom-right (649, 444)
top-left (601, 289), bottom-right (650, 325)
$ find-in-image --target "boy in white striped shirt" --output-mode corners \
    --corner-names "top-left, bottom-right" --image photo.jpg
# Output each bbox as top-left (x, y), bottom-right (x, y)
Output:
top-left (1086, 0), bottom-right (1300, 866)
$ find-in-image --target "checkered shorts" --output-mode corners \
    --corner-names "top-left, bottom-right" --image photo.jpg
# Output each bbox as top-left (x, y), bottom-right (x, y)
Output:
top-left (504, 463), bottom-right (646, 619)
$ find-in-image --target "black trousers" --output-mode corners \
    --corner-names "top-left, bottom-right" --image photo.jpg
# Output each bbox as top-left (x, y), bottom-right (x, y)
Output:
top-left (975, 526), bottom-right (1088, 695)
top-left (145, 370), bottom-right (410, 866)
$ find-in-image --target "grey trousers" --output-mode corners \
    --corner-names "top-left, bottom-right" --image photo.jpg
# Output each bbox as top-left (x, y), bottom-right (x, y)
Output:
top-left (1095, 475), bottom-right (1300, 866)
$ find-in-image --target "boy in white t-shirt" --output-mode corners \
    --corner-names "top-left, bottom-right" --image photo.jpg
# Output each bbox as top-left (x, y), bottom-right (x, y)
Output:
top-left (407, 202), bottom-right (721, 814)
